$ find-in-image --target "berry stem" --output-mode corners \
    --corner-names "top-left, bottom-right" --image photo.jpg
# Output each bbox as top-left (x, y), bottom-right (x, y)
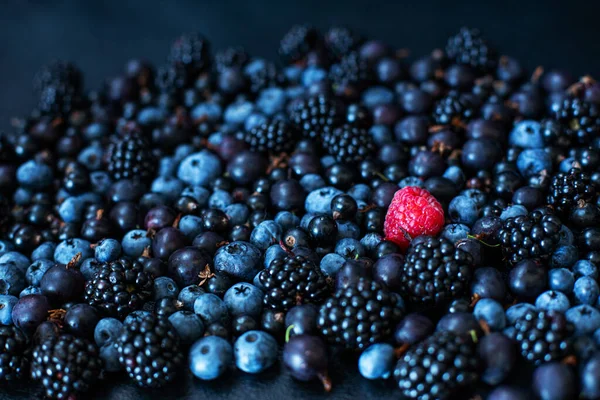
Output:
top-left (317, 372), bottom-right (332, 392)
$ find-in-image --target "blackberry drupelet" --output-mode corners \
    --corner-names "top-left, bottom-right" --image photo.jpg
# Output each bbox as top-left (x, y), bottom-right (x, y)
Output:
top-left (107, 132), bottom-right (156, 183)
top-left (317, 277), bottom-right (403, 350)
top-left (325, 26), bottom-right (361, 61)
top-left (84, 258), bottom-right (154, 320)
top-left (0, 326), bottom-right (29, 381)
top-left (552, 97), bottom-right (600, 146)
top-left (446, 27), bottom-right (498, 72)
top-left (329, 52), bottom-right (373, 98)
top-left (33, 60), bottom-right (83, 95)
top-left (117, 313), bottom-right (183, 388)
top-left (401, 236), bottom-right (474, 307)
top-left (215, 47), bottom-right (249, 71)
top-left (497, 210), bottom-right (563, 264)
top-left (394, 330), bottom-right (480, 400)
top-left (509, 309), bottom-right (574, 365)
top-left (155, 64), bottom-right (188, 94)
top-left (31, 334), bottom-right (101, 400)
top-left (238, 120), bottom-right (298, 154)
top-left (168, 33), bottom-right (211, 75)
top-left (321, 124), bottom-right (376, 164)
top-left (548, 168), bottom-right (596, 215)
top-left (279, 25), bottom-right (322, 64)
top-left (258, 254), bottom-right (331, 312)
top-left (433, 93), bottom-right (476, 125)
top-left (288, 94), bottom-right (344, 140)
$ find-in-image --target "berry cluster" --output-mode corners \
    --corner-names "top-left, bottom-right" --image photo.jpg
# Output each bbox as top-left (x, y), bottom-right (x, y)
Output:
top-left (0, 24), bottom-right (599, 400)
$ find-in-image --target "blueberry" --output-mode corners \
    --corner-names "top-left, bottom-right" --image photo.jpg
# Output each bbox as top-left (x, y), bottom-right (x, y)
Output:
top-left (566, 305), bottom-right (600, 336)
top-left (214, 241), bottom-right (262, 282)
top-left (100, 342), bottom-right (122, 372)
top-left (548, 268), bottom-right (575, 293)
top-left (0, 252), bottom-right (31, 273)
top-left (499, 204), bottom-right (528, 220)
top-left (151, 176), bottom-right (184, 203)
top-left (181, 186), bottom-right (211, 206)
top-left (473, 298), bottom-right (506, 331)
top-left (305, 187), bottom-right (343, 215)
top-left (25, 259), bottom-right (55, 287)
top-left (94, 239), bottom-right (121, 263)
top-left (318, 253), bottom-right (345, 276)
top-left (257, 87), bottom-right (286, 115)
top-left (224, 204), bottom-right (250, 226)
top-left (488, 386), bottom-right (529, 400)
top-left (177, 150), bottom-right (223, 187)
top-left (16, 159), bottom-right (54, 189)
top-left (506, 303), bottom-right (536, 325)
top-left (194, 293), bottom-right (229, 325)
top-left (335, 238), bottom-right (365, 259)
top-left (535, 290), bottom-right (570, 312)
top-left (54, 238), bottom-right (92, 267)
top-left (299, 174), bottom-right (326, 192)
top-left (550, 245), bottom-right (578, 269)
top-left (441, 223), bottom-right (470, 244)
top-left (516, 149), bottom-right (553, 178)
top-left (358, 343), bottom-right (395, 380)
top-left (153, 276), bottom-right (179, 300)
top-left (0, 295), bottom-right (18, 325)
top-left (178, 285), bottom-right (205, 311)
top-left (509, 120), bottom-right (544, 148)
top-left (121, 230), bottom-right (152, 258)
top-left (581, 354), bottom-right (600, 399)
top-left (574, 276), bottom-right (600, 305)
top-left (573, 259), bottom-right (598, 279)
top-left (31, 242), bottom-right (56, 262)
top-left (223, 283), bottom-right (263, 318)
top-left (0, 263), bottom-right (26, 296)
top-left (234, 330), bottom-right (278, 374)
top-left (169, 310), bottom-right (205, 346)
top-left (94, 317), bottom-right (123, 347)
top-left (20, 286), bottom-right (41, 297)
top-left (209, 190), bottom-right (234, 210)
top-left (337, 220), bottom-right (361, 240)
top-left (189, 336), bottom-right (233, 380)
top-left (58, 196), bottom-right (86, 223)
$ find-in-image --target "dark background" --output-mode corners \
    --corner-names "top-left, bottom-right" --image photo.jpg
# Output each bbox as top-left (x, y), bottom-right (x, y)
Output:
top-left (0, 0), bottom-right (599, 398)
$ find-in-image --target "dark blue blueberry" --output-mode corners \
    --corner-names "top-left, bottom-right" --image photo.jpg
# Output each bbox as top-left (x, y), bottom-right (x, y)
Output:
top-left (305, 187), bottom-right (343, 215)
top-left (509, 120), bottom-right (544, 148)
top-left (94, 317), bottom-right (123, 347)
top-left (516, 148), bottom-right (553, 178)
top-left (0, 295), bottom-right (18, 325)
top-left (274, 211), bottom-right (300, 232)
top-left (250, 221), bottom-right (282, 251)
top-left (177, 150), bottom-right (222, 187)
top-left (214, 241), bottom-right (262, 281)
top-left (53, 238), bottom-right (92, 267)
top-left (550, 245), bottom-right (579, 269)
top-left (574, 276), bottom-right (600, 305)
top-left (189, 335), bottom-right (233, 380)
top-left (535, 290), bottom-right (570, 312)
top-left (581, 354), bottom-right (600, 399)
top-left (358, 343), bottom-right (394, 380)
top-left (461, 138), bottom-right (502, 171)
top-left (448, 196), bottom-right (479, 226)
top-left (573, 259), bottom-right (598, 279)
top-left (335, 238), bottom-right (365, 259)
top-left (16, 159), bottom-right (54, 190)
top-left (121, 229), bottom-right (152, 258)
top-left (25, 259), bottom-right (55, 287)
top-left (488, 386), bottom-right (529, 400)
top-left (223, 283), bottom-right (263, 318)
top-left (169, 310), bottom-right (205, 346)
top-left (20, 286), bottom-right (41, 297)
top-left (153, 276), bottom-right (179, 300)
top-left (441, 224), bottom-right (470, 244)
top-left (31, 242), bottom-right (56, 262)
top-left (505, 303), bottom-right (536, 325)
top-left (0, 252), bottom-right (31, 274)
top-left (178, 285), bottom-right (205, 311)
top-left (319, 253), bottom-right (346, 276)
top-left (177, 215), bottom-right (204, 240)
top-left (234, 330), bottom-right (278, 374)
top-left (194, 293), bottom-right (229, 325)
top-left (0, 263), bottom-right (26, 297)
top-left (548, 268), bottom-right (575, 293)
top-left (566, 305), bottom-right (600, 336)
top-left (94, 238), bottom-right (121, 263)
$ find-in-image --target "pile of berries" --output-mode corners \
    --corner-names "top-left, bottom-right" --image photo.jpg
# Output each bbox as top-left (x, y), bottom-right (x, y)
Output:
top-left (1, 24), bottom-right (600, 400)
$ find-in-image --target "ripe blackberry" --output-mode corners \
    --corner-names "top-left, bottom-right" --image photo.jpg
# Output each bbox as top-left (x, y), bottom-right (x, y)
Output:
top-left (84, 258), bottom-right (154, 320)
top-left (394, 331), bottom-right (480, 400)
top-left (548, 168), bottom-right (596, 215)
top-left (509, 309), bottom-right (574, 365)
top-left (117, 313), bottom-right (183, 388)
top-left (237, 120), bottom-right (298, 154)
top-left (258, 254), bottom-right (331, 312)
top-left (497, 209), bottom-right (563, 265)
top-left (155, 64), bottom-right (189, 94)
top-left (0, 326), bottom-right (29, 381)
top-left (329, 51), bottom-right (374, 98)
top-left (552, 97), bottom-right (600, 146)
top-left (321, 124), bottom-right (376, 164)
top-left (33, 60), bottom-right (83, 95)
top-left (401, 236), bottom-right (474, 307)
top-left (445, 27), bottom-right (498, 72)
top-left (168, 33), bottom-right (211, 75)
top-left (107, 132), bottom-right (156, 182)
top-left (31, 334), bottom-right (101, 400)
top-left (288, 94), bottom-right (344, 140)
top-left (540, 118), bottom-right (570, 147)
top-left (325, 26), bottom-right (361, 61)
top-left (279, 24), bottom-right (322, 64)
top-left (433, 93), bottom-right (476, 125)
top-left (215, 47), bottom-right (249, 71)
top-left (38, 84), bottom-right (84, 116)
top-left (317, 278), bottom-right (403, 350)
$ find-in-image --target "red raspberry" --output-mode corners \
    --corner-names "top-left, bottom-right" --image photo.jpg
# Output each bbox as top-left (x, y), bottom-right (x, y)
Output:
top-left (383, 186), bottom-right (445, 251)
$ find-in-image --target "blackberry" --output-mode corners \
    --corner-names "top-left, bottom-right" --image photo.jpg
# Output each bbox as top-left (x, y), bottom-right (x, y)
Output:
top-left (279, 25), bottom-right (322, 64)
top-left (38, 84), bottom-right (84, 116)
top-left (548, 168), bottom-right (596, 215)
top-left (321, 124), bottom-right (376, 164)
top-left (84, 258), bottom-right (154, 320)
top-left (258, 255), bottom-right (331, 312)
top-left (394, 331), bottom-right (480, 400)
top-left (509, 309), bottom-right (574, 365)
top-left (237, 120), bottom-right (298, 154)
top-left (497, 209), bottom-right (563, 265)
top-left (31, 334), bottom-right (101, 400)
top-left (33, 60), bottom-right (83, 95)
top-left (155, 64), bottom-right (189, 94)
top-left (325, 26), bottom-right (361, 61)
top-left (107, 132), bottom-right (156, 182)
top-left (317, 278), bottom-right (403, 350)
top-left (0, 326), bottom-right (29, 381)
top-left (168, 33), bottom-right (211, 75)
top-left (329, 52), bottom-right (374, 98)
top-left (116, 313), bottom-right (183, 388)
top-left (401, 236), bottom-right (474, 307)
top-left (552, 97), bottom-right (600, 146)
top-left (445, 27), bottom-right (498, 72)
top-left (540, 118), bottom-right (570, 147)
top-left (215, 47), bottom-right (249, 72)
top-left (433, 93), bottom-right (476, 125)
top-left (288, 94), bottom-right (344, 140)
